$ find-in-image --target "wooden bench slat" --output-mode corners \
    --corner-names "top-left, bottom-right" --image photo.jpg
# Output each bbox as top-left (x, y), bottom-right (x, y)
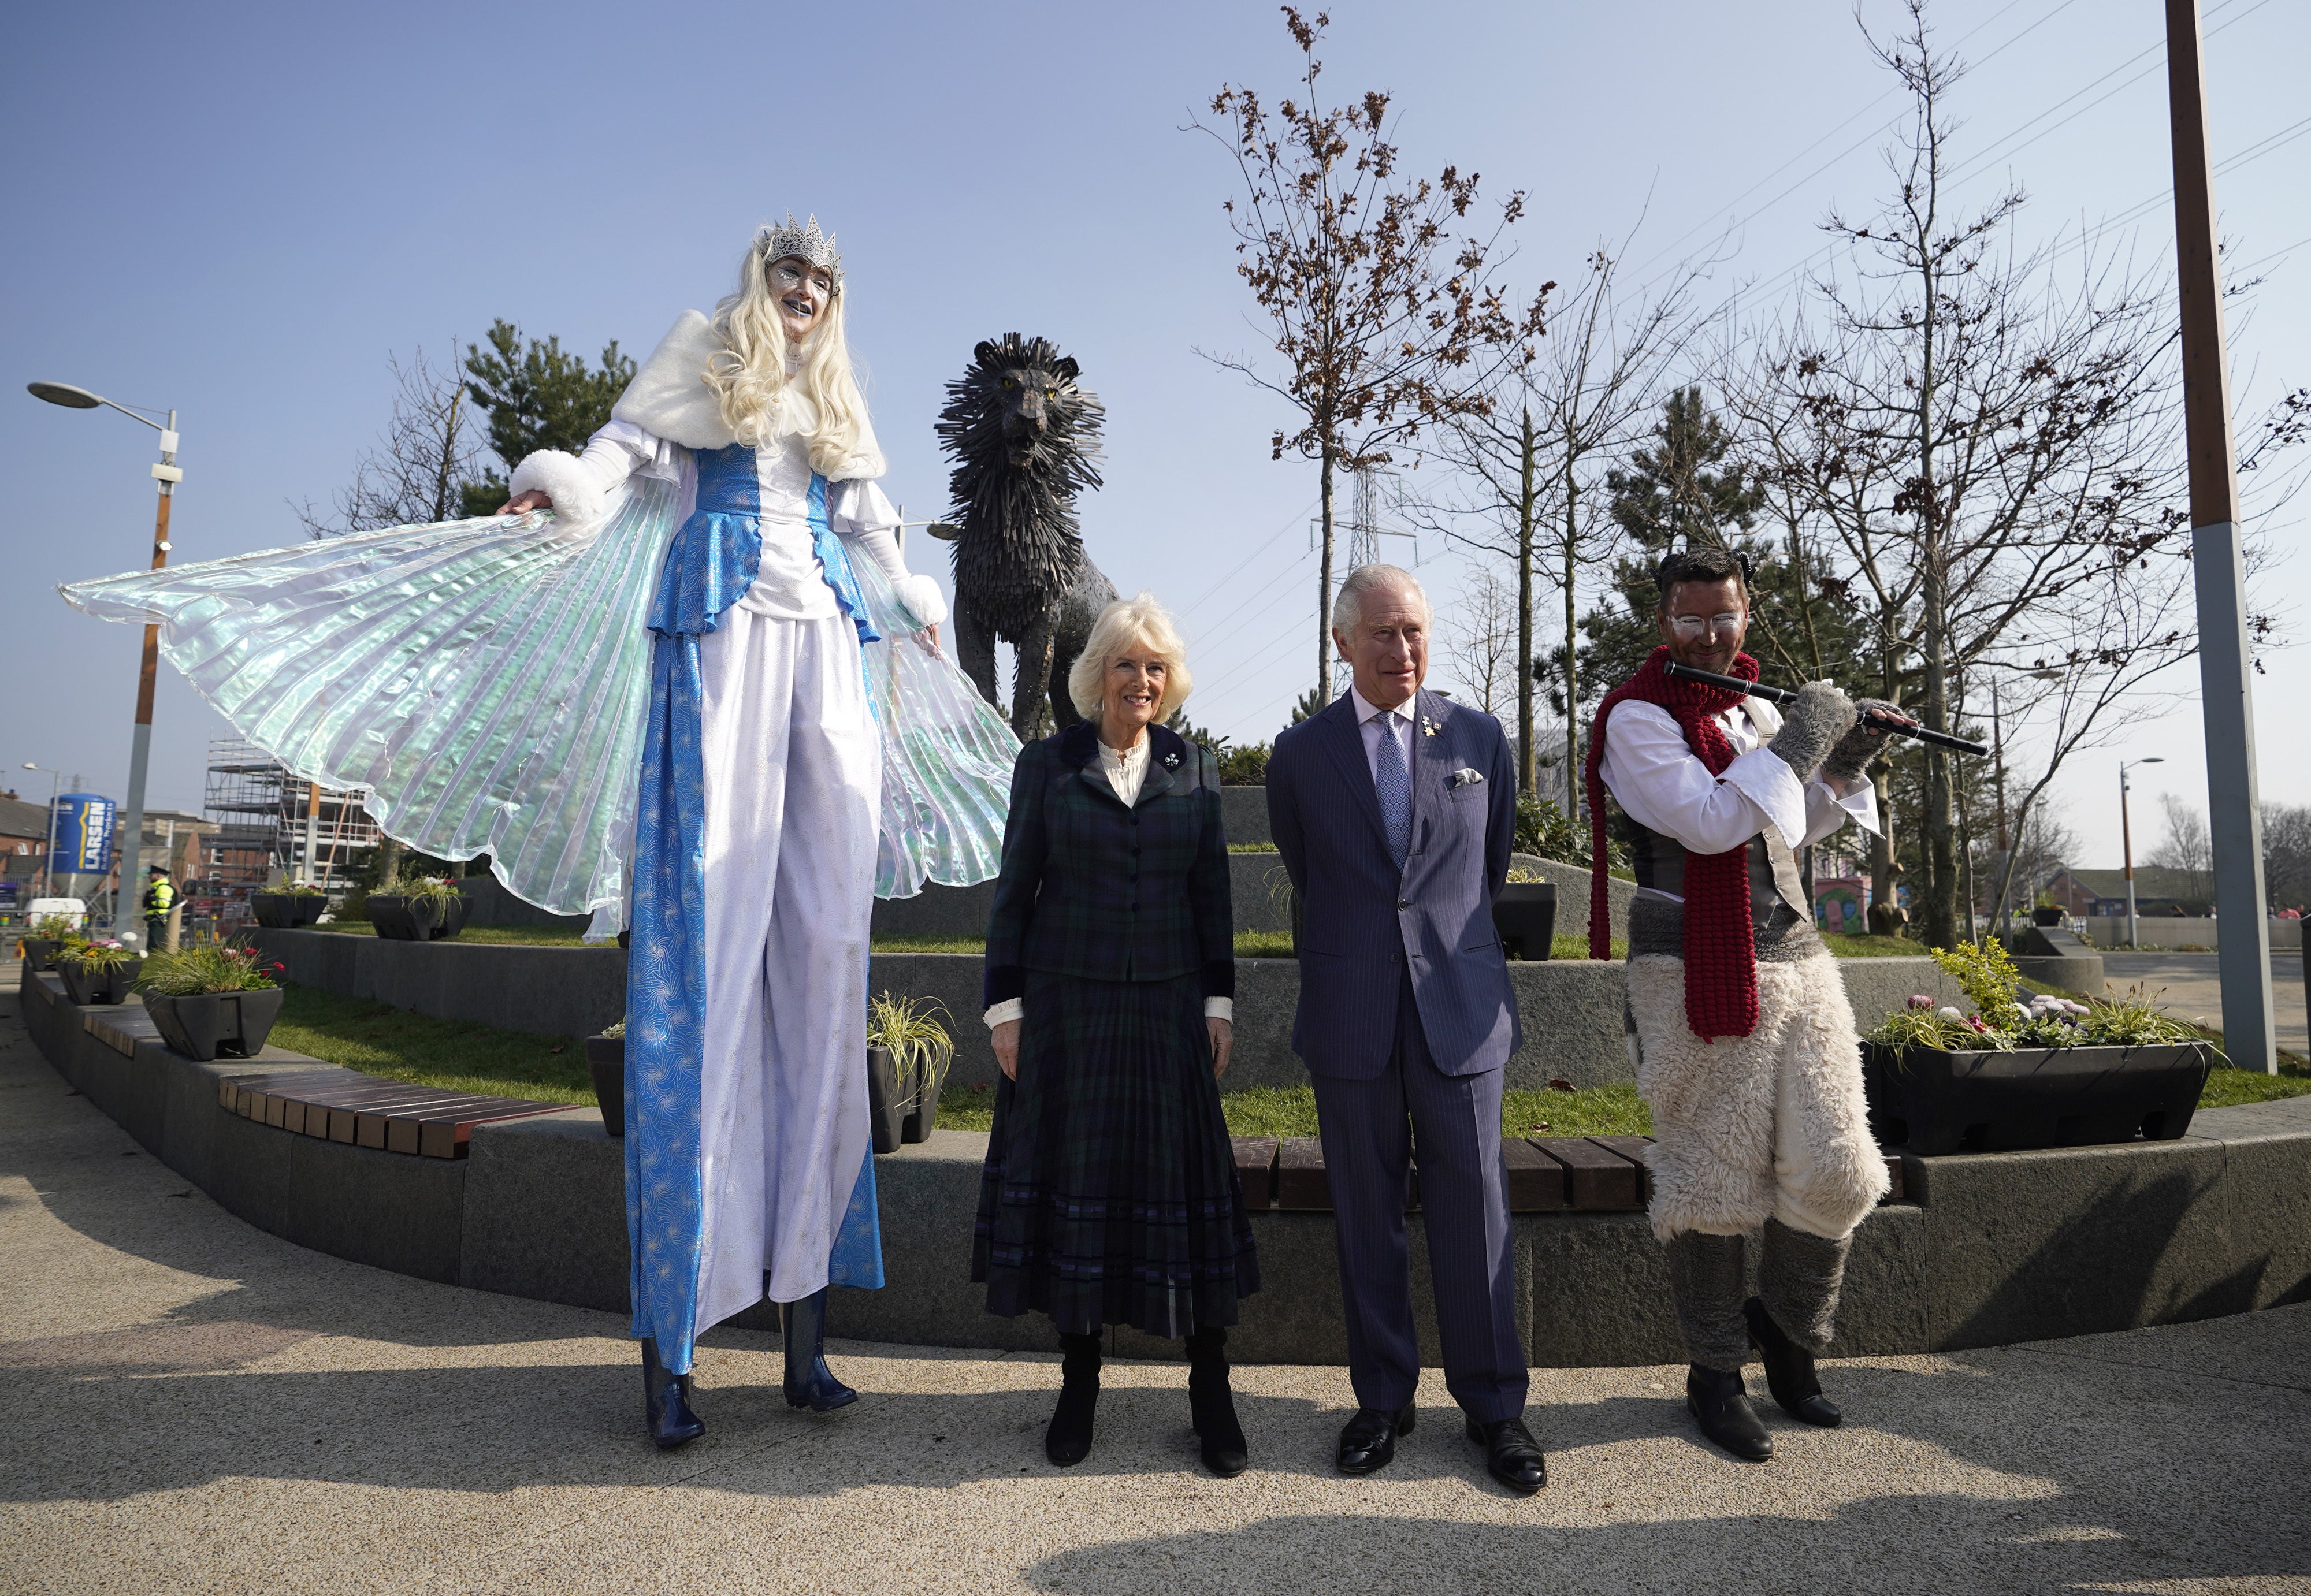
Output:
top-left (1231, 1137), bottom-right (1279, 1210)
top-left (1276, 1137), bottom-right (1329, 1211)
top-left (1501, 1138), bottom-right (1566, 1212)
top-left (414, 1102), bottom-right (570, 1159)
top-left (1531, 1137), bottom-right (1643, 1210)
top-left (1586, 1136), bottom-right (1655, 1203)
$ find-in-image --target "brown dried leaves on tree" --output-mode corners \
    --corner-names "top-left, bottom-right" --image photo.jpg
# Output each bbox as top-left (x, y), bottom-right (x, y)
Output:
top-left (1191, 7), bottom-right (1549, 706)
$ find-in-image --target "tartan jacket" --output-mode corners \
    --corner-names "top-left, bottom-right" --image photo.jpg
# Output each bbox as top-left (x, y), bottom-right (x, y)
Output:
top-left (982, 719), bottom-right (1236, 1007)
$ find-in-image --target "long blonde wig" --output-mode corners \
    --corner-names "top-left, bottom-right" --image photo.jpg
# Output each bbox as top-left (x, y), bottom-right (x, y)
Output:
top-left (1068, 592), bottom-right (1195, 723)
top-left (703, 235), bottom-right (872, 474)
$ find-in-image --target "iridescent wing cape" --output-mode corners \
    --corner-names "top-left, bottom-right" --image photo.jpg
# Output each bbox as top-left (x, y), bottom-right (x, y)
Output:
top-left (59, 485), bottom-right (1016, 931)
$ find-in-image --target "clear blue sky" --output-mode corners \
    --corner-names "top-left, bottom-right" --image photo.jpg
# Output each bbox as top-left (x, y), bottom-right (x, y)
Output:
top-left (4, 0), bottom-right (2304, 871)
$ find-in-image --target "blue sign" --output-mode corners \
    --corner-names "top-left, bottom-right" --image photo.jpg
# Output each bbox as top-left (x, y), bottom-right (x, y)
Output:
top-left (52, 793), bottom-right (116, 876)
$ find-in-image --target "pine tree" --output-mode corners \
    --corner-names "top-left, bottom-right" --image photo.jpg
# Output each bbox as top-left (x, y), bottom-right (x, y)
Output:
top-left (456, 321), bottom-right (636, 516)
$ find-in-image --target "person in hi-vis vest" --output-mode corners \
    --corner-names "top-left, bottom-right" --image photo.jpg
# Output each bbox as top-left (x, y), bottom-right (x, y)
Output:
top-left (141, 866), bottom-right (176, 953)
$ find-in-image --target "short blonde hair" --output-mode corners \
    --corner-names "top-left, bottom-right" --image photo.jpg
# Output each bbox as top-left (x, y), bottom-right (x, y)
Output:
top-left (1068, 592), bottom-right (1194, 722)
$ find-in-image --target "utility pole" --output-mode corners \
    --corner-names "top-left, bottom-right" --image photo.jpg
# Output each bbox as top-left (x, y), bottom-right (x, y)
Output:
top-left (2167, 0), bottom-right (2276, 1070)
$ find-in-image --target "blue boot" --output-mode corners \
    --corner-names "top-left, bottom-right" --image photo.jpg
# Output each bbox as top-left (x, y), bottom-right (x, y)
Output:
top-left (781, 1288), bottom-right (858, 1412)
top-left (640, 1337), bottom-right (705, 1450)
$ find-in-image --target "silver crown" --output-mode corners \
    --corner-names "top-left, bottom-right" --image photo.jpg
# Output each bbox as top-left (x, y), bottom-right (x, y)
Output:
top-left (757, 213), bottom-right (843, 297)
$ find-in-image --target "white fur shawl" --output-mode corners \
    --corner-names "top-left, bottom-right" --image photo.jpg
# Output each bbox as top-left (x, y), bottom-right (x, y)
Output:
top-left (610, 310), bottom-right (886, 481)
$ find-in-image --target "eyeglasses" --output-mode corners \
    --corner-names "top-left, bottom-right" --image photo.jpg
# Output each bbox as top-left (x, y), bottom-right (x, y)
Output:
top-left (1669, 613), bottom-right (1745, 638)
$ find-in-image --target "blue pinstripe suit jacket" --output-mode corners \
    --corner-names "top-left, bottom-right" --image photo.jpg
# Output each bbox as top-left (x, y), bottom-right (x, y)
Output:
top-left (1268, 689), bottom-right (1522, 1080)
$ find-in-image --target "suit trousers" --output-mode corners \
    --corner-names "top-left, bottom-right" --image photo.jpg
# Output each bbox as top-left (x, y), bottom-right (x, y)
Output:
top-left (1310, 973), bottom-right (1528, 1423)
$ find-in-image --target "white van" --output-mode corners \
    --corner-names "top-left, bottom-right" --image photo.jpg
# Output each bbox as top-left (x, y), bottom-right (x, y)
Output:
top-left (26, 898), bottom-right (88, 931)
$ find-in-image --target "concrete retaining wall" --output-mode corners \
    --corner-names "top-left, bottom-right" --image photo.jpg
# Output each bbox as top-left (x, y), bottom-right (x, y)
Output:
top-left (21, 964), bottom-right (2311, 1366)
top-left (249, 928), bottom-right (1965, 1093)
top-left (2076, 916), bottom-right (2302, 951)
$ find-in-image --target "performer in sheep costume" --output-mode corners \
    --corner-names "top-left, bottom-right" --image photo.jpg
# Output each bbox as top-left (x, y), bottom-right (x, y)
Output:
top-left (61, 218), bottom-right (1017, 1450)
top-left (1583, 546), bottom-right (1907, 1462)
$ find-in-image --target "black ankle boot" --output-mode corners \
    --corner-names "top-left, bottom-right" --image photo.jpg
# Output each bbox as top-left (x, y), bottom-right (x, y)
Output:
top-left (781, 1288), bottom-right (857, 1412)
top-left (1046, 1331), bottom-right (1102, 1467)
top-left (1184, 1328), bottom-right (1248, 1478)
top-left (1745, 1297), bottom-right (1841, 1427)
top-left (1686, 1364), bottom-right (1772, 1462)
top-left (641, 1337), bottom-right (704, 1450)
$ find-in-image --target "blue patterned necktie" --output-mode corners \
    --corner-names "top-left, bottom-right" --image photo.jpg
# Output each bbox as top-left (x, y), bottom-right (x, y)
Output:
top-left (1374, 709), bottom-right (1411, 868)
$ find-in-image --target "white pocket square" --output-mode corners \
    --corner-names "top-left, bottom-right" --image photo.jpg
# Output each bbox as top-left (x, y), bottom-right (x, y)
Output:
top-left (1450, 768), bottom-right (1485, 787)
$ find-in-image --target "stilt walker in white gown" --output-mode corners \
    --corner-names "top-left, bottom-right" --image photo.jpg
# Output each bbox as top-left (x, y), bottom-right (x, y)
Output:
top-left (58, 218), bottom-right (1018, 1452)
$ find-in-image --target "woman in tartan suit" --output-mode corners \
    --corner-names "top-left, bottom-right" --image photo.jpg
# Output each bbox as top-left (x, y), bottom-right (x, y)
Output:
top-left (972, 592), bottom-right (1261, 1476)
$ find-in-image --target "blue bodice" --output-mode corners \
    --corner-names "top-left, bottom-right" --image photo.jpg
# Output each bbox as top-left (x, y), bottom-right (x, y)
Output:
top-left (646, 443), bottom-right (878, 643)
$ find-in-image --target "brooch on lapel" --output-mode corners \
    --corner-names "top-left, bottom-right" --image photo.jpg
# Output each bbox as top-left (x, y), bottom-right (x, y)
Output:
top-left (1162, 751), bottom-right (1181, 769)
top-left (1450, 767), bottom-right (1485, 787)
top-left (1421, 716), bottom-right (1441, 738)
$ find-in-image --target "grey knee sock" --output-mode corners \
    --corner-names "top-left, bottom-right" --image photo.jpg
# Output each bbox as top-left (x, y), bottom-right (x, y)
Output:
top-left (1758, 1218), bottom-right (1851, 1354)
top-left (1664, 1231), bottom-right (1749, 1372)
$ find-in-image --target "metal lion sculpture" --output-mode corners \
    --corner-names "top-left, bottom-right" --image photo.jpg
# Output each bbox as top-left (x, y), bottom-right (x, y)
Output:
top-left (930, 333), bottom-right (1119, 735)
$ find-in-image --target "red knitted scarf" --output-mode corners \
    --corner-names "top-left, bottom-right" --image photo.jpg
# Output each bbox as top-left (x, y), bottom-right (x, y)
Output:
top-left (1583, 646), bottom-right (1761, 1040)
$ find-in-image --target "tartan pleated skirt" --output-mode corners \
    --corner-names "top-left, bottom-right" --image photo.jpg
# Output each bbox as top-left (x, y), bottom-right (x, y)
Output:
top-left (972, 969), bottom-right (1261, 1338)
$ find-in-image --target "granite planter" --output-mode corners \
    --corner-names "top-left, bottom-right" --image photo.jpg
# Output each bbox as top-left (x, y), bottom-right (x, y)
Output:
top-left (57, 957), bottom-right (142, 1006)
top-left (583, 1033), bottom-right (625, 1137)
top-left (140, 987), bottom-right (286, 1063)
top-left (369, 893), bottom-right (471, 942)
top-left (2032, 907), bottom-right (2066, 927)
top-left (901, 1066), bottom-right (945, 1144)
top-left (865, 1046), bottom-right (907, 1155)
top-left (21, 938), bottom-right (68, 973)
top-left (252, 893), bottom-right (328, 929)
top-left (1863, 1039), bottom-right (2211, 1156)
top-left (1493, 882), bottom-right (1558, 961)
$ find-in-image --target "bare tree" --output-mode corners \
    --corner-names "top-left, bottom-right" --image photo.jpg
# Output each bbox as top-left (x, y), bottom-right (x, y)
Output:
top-left (1425, 240), bottom-right (1703, 805)
top-left (1732, 2), bottom-right (2209, 947)
top-left (2147, 793), bottom-right (2215, 904)
top-left (295, 346), bottom-right (482, 538)
top-left (2262, 803), bottom-right (2311, 914)
top-left (1194, 6), bottom-right (1545, 708)
top-left (1443, 561), bottom-right (1517, 720)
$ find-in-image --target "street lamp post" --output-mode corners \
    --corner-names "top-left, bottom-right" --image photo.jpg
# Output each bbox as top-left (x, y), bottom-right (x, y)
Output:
top-left (2120, 757), bottom-right (2165, 950)
top-left (27, 381), bottom-right (181, 951)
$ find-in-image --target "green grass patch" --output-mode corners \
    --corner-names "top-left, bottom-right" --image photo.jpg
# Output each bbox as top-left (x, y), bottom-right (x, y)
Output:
top-left (1227, 842), bottom-right (1280, 853)
top-left (870, 936), bottom-right (986, 955)
top-left (309, 922), bottom-right (595, 946)
top-left (2198, 1063), bottom-right (2311, 1109)
top-left (270, 985), bottom-right (597, 1105)
top-left (1235, 931), bottom-right (1295, 958)
top-left (1820, 932), bottom-right (1929, 957)
top-left (934, 1079), bottom-right (1652, 1137)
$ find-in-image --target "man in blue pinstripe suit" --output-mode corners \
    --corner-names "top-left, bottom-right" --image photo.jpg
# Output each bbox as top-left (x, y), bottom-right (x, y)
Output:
top-left (1267, 564), bottom-right (1546, 1495)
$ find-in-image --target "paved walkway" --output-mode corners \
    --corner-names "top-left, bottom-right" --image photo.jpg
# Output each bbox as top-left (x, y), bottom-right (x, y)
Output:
top-left (2102, 950), bottom-right (2309, 1055)
top-left (5, 989), bottom-right (2310, 1593)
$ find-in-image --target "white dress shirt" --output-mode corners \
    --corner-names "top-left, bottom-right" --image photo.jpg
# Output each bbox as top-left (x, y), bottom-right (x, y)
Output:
top-left (1598, 696), bottom-right (1878, 905)
top-left (1349, 686), bottom-right (1418, 782)
top-left (983, 729), bottom-right (1233, 1030)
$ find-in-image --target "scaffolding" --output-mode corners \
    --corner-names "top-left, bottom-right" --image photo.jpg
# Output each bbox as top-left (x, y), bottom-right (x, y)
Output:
top-left (202, 740), bottom-right (380, 917)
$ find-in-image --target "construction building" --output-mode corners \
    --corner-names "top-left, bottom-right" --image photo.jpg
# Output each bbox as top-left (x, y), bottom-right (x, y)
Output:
top-left (200, 739), bottom-right (379, 924)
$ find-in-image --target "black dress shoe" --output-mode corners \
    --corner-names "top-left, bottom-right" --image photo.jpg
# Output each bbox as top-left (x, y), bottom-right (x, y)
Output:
top-left (640, 1337), bottom-right (704, 1450)
top-left (1465, 1414), bottom-right (1547, 1494)
top-left (1686, 1365), bottom-right (1773, 1462)
top-left (1744, 1297), bottom-right (1841, 1426)
top-left (1335, 1403), bottom-right (1415, 1475)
